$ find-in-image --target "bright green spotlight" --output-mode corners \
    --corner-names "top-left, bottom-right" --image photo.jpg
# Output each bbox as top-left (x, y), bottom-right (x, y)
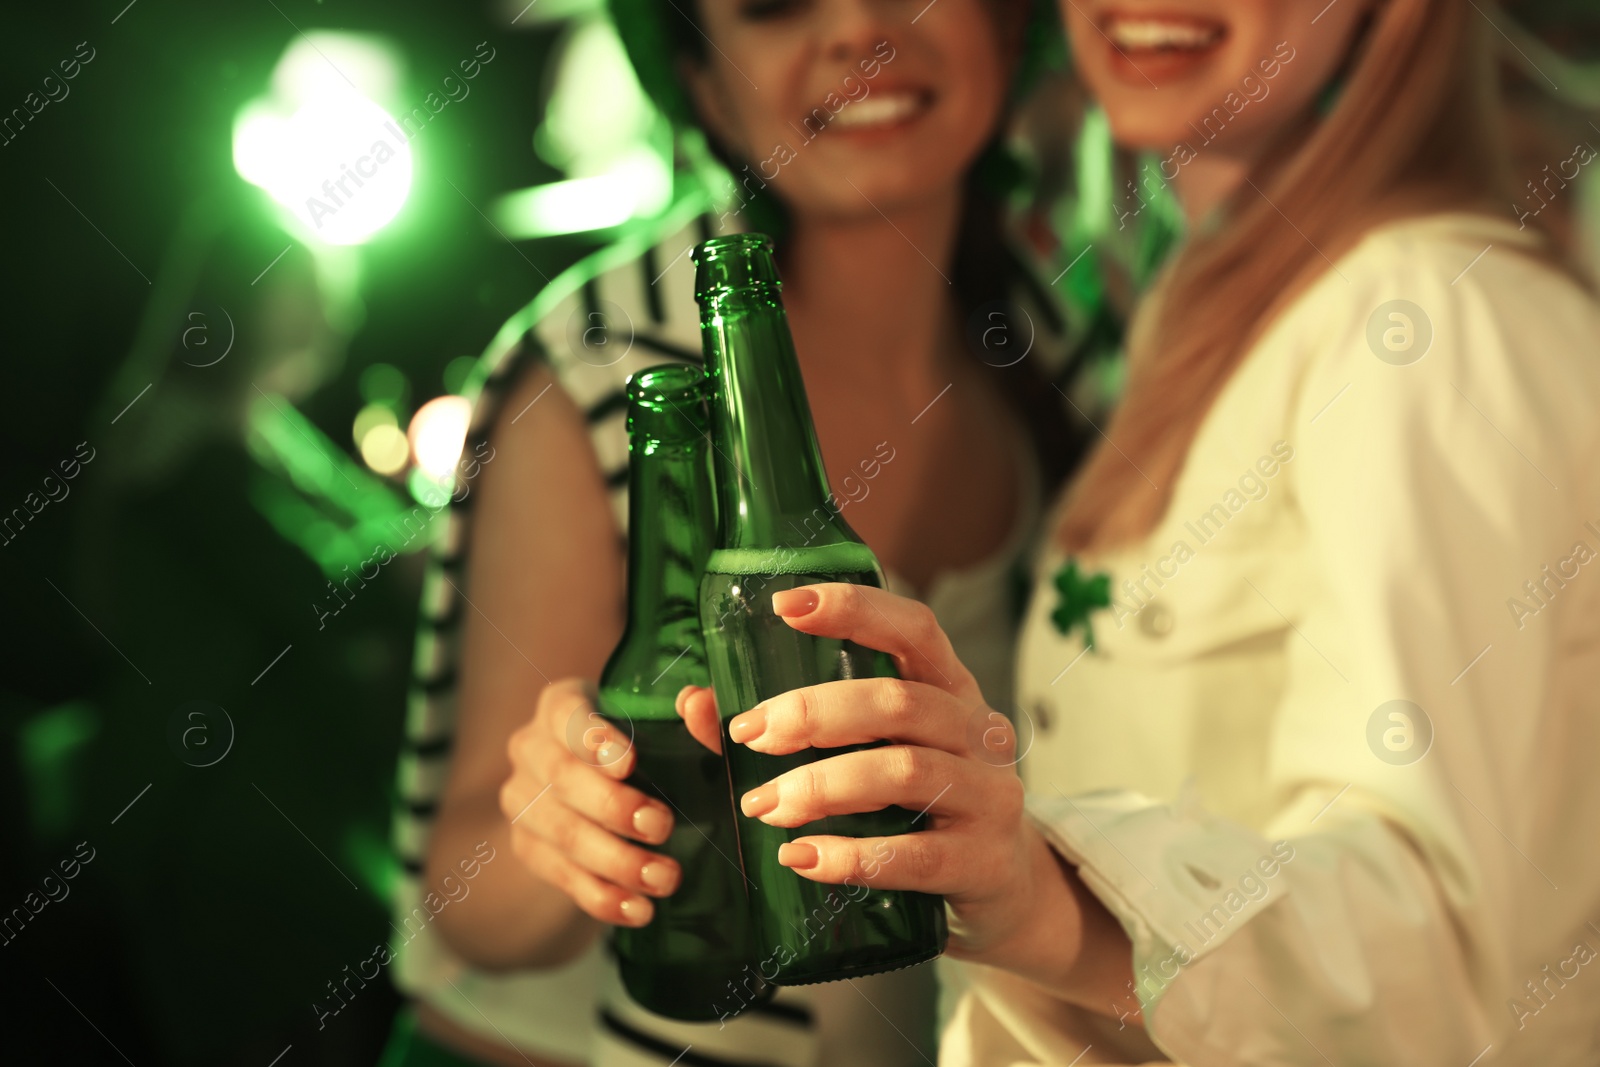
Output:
top-left (492, 147), bottom-right (672, 237)
top-left (233, 34), bottom-right (412, 246)
top-left (492, 17), bottom-right (674, 238)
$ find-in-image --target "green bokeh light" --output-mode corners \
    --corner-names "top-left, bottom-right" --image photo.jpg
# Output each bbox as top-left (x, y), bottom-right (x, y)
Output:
top-left (359, 361), bottom-right (410, 407)
top-left (233, 33), bottom-right (412, 246)
top-left (20, 702), bottom-right (99, 840)
top-left (493, 17), bottom-right (674, 238)
top-left (442, 355), bottom-right (476, 393)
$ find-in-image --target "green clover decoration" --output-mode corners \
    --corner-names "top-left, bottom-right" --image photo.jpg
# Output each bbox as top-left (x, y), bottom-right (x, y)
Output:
top-left (1050, 558), bottom-right (1112, 650)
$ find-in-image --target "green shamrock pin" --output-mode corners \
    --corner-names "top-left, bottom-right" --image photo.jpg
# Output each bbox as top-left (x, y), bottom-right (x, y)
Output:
top-left (1050, 558), bottom-right (1111, 649)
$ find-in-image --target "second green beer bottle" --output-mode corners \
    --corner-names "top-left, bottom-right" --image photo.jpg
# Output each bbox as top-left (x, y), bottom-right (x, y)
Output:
top-left (692, 234), bottom-right (949, 985)
top-left (600, 365), bottom-right (769, 1021)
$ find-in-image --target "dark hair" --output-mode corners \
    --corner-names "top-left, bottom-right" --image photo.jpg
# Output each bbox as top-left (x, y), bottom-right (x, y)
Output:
top-left (610, 0), bottom-right (1082, 495)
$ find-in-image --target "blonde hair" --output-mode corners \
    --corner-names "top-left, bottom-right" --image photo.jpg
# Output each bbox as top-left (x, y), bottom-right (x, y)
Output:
top-left (1056, 0), bottom-right (1508, 552)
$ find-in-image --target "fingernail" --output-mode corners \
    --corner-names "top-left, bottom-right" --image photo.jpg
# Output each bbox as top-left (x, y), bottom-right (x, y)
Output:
top-left (728, 705), bottom-right (768, 744)
top-left (740, 783), bottom-right (778, 818)
top-left (618, 897), bottom-right (653, 926)
top-left (633, 805), bottom-right (672, 843)
top-left (778, 842), bottom-right (818, 870)
top-left (640, 861), bottom-right (679, 896)
top-left (771, 588), bottom-right (818, 618)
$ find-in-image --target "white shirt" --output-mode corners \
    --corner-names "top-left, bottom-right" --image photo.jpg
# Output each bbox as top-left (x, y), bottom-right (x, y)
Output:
top-left (941, 213), bottom-right (1600, 1066)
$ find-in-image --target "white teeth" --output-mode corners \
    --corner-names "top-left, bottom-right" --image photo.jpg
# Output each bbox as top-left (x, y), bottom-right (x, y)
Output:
top-left (1106, 18), bottom-right (1222, 51)
top-left (829, 91), bottom-right (923, 130)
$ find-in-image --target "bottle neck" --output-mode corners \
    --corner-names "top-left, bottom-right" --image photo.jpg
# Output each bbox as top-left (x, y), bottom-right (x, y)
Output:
top-left (607, 433), bottom-right (715, 698)
top-left (701, 290), bottom-right (853, 551)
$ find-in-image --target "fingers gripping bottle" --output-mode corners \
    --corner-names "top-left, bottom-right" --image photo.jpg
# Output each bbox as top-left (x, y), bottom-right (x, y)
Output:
top-left (692, 235), bottom-right (948, 985)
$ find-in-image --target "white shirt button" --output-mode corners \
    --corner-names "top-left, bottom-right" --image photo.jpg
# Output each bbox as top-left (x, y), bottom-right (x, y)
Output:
top-left (1139, 601), bottom-right (1175, 638)
top-left (1031, 698), bottom-right (1053, 734)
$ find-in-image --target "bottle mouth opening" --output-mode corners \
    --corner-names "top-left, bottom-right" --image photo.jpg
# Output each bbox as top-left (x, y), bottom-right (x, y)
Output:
top-left (693, 233), bottom-right (774, 258)
top-left (626, 365), bottom-right (708, 439)
top-left (692, 233), bottom-right (782, 302)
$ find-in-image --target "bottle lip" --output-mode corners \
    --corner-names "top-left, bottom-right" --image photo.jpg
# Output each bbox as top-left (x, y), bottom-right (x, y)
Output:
top-left (694, 233), bottom-right (774, 258)
top-left (692, 233), bottom-right (782, 304)
top-left (625, 365), bottom-right (707, 440)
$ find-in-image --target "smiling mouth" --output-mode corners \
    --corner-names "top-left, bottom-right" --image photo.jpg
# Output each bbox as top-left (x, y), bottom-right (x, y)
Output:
top-left (1104, 13), bottom-right (1226, 54)
top-left (1098, 11), bottom-right (1227, 84)
top-left (827, 90), bottom-right (932, 132)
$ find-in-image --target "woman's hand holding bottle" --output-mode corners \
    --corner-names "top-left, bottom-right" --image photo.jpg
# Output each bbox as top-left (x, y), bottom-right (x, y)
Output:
top-left (499, 679), bottom-right (682, 928)
top-left (676, 581), bottom-right (1133, 1004)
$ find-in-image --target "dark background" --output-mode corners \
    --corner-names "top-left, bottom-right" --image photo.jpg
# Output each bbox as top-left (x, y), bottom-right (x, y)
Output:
top-left (0, 2), bottom-right (585, 1063)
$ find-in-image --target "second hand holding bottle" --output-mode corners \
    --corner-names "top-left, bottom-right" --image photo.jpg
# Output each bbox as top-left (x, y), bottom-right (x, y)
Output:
top-left (693, 233), bottom-right (949, 987)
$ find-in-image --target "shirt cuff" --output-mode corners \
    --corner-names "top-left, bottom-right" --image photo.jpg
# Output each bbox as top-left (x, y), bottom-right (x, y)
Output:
top-left (1024, 787), bottom-right (1297, 1016)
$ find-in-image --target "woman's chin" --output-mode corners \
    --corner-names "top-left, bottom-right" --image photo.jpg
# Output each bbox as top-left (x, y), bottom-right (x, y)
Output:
top-left (1100, 106), bottom-right (1201, 153)
top-left (768, 159), bottom-right (963, 223)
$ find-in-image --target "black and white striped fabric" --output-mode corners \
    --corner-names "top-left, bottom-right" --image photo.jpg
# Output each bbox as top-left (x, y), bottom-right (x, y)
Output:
top-left (389, 202), bottom-right (1084, 1066)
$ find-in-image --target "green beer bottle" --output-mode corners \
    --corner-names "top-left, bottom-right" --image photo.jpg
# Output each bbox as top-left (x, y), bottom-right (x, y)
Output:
top-left (600, 365), bottom-right (770, 1021)
top-left (692, 234), bottom-right (949, 985)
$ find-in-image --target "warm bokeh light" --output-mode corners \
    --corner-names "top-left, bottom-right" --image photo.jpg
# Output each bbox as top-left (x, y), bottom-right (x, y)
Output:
top-left (359, 422), bottom-right (411, 475)
top-left (352, 401), bottom-right (398, 447)
top-left (407, 394), bottom-right (471, 478)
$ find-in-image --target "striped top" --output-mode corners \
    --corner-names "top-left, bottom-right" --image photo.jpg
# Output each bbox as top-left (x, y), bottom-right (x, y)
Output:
top-left (389, 200), bottom-right (1086, 1066)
